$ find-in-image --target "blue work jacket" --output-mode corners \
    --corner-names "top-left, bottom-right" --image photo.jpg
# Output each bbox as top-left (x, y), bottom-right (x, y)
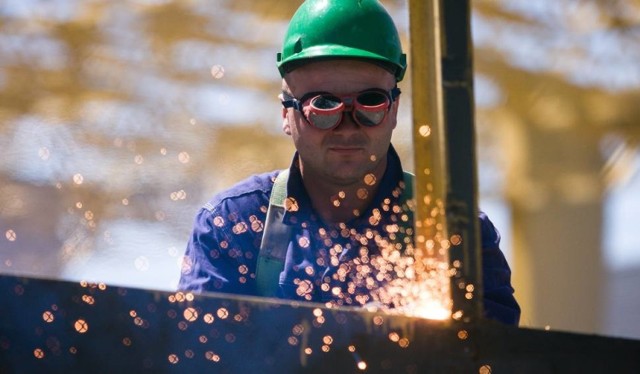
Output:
top-left (179, 146), bottom-right (520, 325)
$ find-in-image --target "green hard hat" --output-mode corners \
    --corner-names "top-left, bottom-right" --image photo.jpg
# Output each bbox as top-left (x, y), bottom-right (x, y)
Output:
top-left (277, 0), bottom-right (407, 81)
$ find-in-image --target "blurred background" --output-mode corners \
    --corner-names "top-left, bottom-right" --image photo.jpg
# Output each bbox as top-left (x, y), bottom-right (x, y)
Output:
top-left (0, 0), bottom-right (638, 340)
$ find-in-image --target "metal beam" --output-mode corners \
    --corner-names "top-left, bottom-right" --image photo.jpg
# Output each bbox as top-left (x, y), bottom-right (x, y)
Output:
top-left (409, 0), bottom-right (483, 322)
top-left (2, 275), bottom-right (639, 372)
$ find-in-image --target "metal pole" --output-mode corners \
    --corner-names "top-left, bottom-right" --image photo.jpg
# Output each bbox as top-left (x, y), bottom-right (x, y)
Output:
top-left (408, 0), bottom-right (483, 323)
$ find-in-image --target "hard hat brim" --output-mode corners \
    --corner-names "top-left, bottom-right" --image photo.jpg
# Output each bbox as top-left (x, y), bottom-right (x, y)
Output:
top-left (278, 45), bottom-right (406, 81)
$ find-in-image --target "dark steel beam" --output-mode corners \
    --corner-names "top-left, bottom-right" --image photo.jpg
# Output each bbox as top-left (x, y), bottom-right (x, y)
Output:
top-left (409, 0), bottom-right (482, 322)
top-left (1, 275), bottom-right (639, 372)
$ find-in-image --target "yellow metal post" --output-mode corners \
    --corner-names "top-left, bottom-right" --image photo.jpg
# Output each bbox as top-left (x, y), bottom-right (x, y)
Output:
top-left (408, 0), bottom-right (483, 322)
top-left (407, 0), bottom-right (450, 318)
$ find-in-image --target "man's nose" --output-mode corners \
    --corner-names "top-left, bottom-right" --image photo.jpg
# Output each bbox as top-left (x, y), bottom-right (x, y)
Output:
top-left (333, 111), bottom-right (359, 132)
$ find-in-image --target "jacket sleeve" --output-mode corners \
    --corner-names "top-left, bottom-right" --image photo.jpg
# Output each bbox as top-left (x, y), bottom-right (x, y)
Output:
top-left (177, 206), bottom-right (257, 296)
top-left (479, 211), bottom-right (521, 325)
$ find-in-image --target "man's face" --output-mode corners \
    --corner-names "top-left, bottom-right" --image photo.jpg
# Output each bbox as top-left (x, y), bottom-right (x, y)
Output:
top-left (282, 60), bottom-right (399, 186)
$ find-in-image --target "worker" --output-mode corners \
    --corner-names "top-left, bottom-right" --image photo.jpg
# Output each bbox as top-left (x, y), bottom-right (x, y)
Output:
top-left (178, 0), bottom-right (520, 325)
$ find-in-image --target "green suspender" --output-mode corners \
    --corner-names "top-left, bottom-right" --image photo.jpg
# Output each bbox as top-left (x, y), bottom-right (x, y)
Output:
top-left (256, 169), bottom-right (292, 297)
top-left (255, 169), bottom-right (414, 297)
top-left (402, 171), bottom-right (414, 205)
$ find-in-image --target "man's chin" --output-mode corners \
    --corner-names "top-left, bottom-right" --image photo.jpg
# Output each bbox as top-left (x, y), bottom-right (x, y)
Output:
top-left (325, 166), bottom-right (371, 185)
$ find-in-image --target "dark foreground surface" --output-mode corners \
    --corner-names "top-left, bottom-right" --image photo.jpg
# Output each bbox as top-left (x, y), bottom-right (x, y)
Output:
top-left (1, 274), bottom-right (639, 373)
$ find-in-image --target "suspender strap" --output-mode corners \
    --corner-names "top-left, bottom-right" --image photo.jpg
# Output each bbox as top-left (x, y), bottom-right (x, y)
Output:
top-left (401, 171), bottom-right (414, 204)
top-left (255, 169), bottom-right (415, 297)
top-left (256, 169), bottom-right (292, 297)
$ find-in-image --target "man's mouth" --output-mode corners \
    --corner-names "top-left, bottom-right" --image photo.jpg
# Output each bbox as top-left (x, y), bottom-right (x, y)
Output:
top-left (328, 146), bottom-right (364, 153)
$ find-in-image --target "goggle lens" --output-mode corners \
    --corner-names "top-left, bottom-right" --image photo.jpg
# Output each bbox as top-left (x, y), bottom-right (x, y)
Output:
top-left (357, 91), bottom-right (388, 106)
top-left (306, 94), bottom-right (342, 129)
top-left (312, 95), bottom-right (341, 110)
top-left (308, 111), bottom-right (342, 130)
top-left (355, 109), bottom-right (386, 127)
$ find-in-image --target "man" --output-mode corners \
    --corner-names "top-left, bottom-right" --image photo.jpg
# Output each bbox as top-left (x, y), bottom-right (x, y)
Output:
top-left (179, 0), bottom-right (520, 325)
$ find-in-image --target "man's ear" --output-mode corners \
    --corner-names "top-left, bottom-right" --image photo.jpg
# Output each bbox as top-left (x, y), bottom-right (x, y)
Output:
top-left (390, 96), bottom-right (400, 129)
top-left (279, 93), bottom-right (292, 135)
top-left (282, 112), bottom-right (292, 135)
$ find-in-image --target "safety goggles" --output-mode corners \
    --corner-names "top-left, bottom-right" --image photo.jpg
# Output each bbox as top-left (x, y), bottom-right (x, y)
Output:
top-left (282, 87), bottom-right (401, 130)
